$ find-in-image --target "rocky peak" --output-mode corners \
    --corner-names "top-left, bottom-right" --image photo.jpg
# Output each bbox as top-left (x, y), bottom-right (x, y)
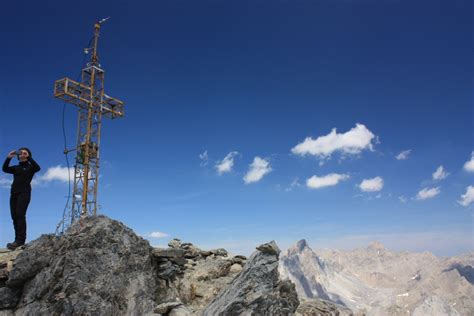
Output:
top-left (4, 215), bottom-right (157, 315)
top-left (286, 239), bottom-right (312, 257)
top-left (367, 241), bottom-right (385, 252)
top-left (296, 239), bottom-right (309, 252)
top-left (204, 240), bottom-right (299, 315)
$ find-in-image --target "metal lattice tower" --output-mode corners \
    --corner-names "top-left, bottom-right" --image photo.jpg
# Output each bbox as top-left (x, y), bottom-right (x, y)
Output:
top-left (53, 20), bottom-right (124, 231)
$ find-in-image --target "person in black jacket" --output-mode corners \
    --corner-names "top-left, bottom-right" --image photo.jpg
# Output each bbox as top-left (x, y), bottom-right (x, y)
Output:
top-left (2, 148), bottom-right (41, 250)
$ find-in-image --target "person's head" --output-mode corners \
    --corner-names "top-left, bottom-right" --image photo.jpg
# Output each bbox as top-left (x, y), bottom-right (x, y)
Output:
top-left (17, 147), bottom-right (31, 162)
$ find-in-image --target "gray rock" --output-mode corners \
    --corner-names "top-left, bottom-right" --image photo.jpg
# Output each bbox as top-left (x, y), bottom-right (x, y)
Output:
top-left (194, 258), bottom-right (232, 281)
top-left (8, 216), bottom-right (157, 315)
top-left (171, 257), bottom-right (187, 266)
top-left (157, 262), bottom-right (182, 280)
top-left (200, 251), bottom-right (212, 257)
top-left (203, 241), bottom-right (299, 315)
top-left (0, 287), bottom-right (20, 309)
top-left (168, 239), bottom-right (182, 249)
top-left (229, 263), bottom-right (243, 274)
top-left (210, 248), bottom-right (228, 257)
top-left (152, 248), bottom-right (186, 259)
top-left (232, 256), bottom-right (246, 265)
top-left (154, 301), bottom-right (182, 314)
top-left (296, 299), bottom-right (354, 316)
top-left (168, 305), bottom-right (192, 316)
top-left (0, 270), bottom-right (9, 282)
top-left (7, 234), bottom-right (56, 287)
top-left (174, 243), bottom-right (202, 260)
top-left (256, 240), bottom-right (280, 255)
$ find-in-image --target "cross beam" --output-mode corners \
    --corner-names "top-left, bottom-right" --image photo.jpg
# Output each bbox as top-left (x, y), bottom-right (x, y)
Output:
top-left (54, 21), bottom-right (124, 230)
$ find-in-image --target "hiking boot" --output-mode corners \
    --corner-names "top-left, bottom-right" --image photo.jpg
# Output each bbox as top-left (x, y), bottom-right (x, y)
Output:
top-left (6, 242), bottom-right (22, 250)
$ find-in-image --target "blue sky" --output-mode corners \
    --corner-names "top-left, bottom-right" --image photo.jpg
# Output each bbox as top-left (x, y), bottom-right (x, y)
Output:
top-left (0, 0), bottom-right (472, 256)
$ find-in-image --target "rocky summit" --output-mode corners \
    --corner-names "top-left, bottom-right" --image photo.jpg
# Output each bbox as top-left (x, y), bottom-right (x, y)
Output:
top-left (2, 216), bottom-right (157, 315)
top-left (0, 216), bottom-right (303, 316)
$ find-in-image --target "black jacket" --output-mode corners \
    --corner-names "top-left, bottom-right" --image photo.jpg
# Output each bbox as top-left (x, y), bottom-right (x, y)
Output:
top-left (2, 157), bottom-right (41, 193)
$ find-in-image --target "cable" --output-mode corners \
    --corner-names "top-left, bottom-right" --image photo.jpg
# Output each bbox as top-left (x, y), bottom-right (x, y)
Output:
top-left (57, 36), bottom-right (94, 234)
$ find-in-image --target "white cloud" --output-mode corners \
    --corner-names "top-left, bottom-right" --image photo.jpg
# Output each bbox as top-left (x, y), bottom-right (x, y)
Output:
top-left (291, 123), bottom-right (376, 159)
top-left (306, 173), bottom-right (349, 189)
top-left (40, 165), bottom-right (74, 183)
top-left (458, 186), bottom-right (474, 207)
top-left (359, 176), bottom-right (384, 192)
top-left (432, 165), bottom-right (449, 180)
top-left (215, 151), bottom-right (239, 175)
top-left (396, 149), bottom-right (411, 160)
top-left (398, 196), bottom-right (407, 203)
top-left (416, 187), bottom-right (440, 200)
top-left (199, 150), bottom-right (209, 167)
top-left (0, 177), bottom-right (11, 189)
top-left (463, 152), bottom-right (474, 172)
top-left (149, 231), bottom-right (169, 238)
top-left (244, 157), bottom-right (272, 184)
top-left (285, 177), bottom-right (301, 192)
top-left (2, 165), bottom-right (74, 188)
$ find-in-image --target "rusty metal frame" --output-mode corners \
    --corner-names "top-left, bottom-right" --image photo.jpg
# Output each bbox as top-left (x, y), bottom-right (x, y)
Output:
top-left (54, 21), bottom-right (125, 232)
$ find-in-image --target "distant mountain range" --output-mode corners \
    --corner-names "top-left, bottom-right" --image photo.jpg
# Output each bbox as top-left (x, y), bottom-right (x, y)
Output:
top-left (279, 239), bottom-right (474, 316)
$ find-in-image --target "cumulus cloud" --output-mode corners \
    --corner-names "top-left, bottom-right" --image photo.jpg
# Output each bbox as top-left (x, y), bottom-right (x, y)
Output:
top-left (432, 165), bottom-right (449, 180)
top-left (458, 186), bottom-right (474, 207)
top-left (463, 152), bottom-right (474, 172)
top-left (40, 165), bottom-right (74, 183)
top-left (199, 150), bottom-right (209, 167)
top-left (416, 187), bottom-right (440, 200)
top-left (149, 231), bottom-right (169, 238)
top-left (359, 176), bottom-right (384, 192)
top-left (0, 177), bottom-right (11, 189)
top-left (243, 157), bottom-right (272, 184)
top-left (2, 165), bottom-right (74, 188)
top-left (396, 149), bottom-right (411, 160)
top-left (398, 196), bottom-right (407, 203)
top-left (215, 151), bottom-right (239, 175)
top-left (306, 173), bottom-right (349, 189)
top-left (291, 123), bottom-right (376, 159)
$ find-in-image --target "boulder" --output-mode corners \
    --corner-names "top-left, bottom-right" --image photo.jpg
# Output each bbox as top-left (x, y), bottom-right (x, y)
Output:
top-left (6, 216), bottom-right (157, 315)
top-left (203, 240), bottom-right (299, 315)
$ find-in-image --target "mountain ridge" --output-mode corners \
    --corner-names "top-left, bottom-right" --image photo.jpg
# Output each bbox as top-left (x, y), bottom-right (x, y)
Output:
top-left (280, 239), bottom-right (473, 315)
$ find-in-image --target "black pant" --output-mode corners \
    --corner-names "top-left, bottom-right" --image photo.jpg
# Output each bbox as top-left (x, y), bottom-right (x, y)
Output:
top-left (9, 192), bottom-right (30, 245)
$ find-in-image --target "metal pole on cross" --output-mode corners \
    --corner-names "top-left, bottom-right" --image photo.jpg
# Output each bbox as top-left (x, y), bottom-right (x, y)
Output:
top-left (53, 19), bottom-right (124, 231)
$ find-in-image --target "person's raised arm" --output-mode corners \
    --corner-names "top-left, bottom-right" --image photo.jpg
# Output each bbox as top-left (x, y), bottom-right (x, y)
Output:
top-left (2, 150), bottom-right (16, 174)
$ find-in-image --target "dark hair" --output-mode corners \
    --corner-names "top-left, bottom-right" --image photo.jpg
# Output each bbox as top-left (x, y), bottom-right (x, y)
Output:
top-left (18, 147), bottom-right (32, 158)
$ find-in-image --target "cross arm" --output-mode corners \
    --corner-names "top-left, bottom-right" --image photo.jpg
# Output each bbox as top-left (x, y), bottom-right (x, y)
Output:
top-left (54, 78), bottom-right (91, 110)
top-left (102, 94), bottom-right (124, 119)
top-left (54, 78), bottom-right (125, 119)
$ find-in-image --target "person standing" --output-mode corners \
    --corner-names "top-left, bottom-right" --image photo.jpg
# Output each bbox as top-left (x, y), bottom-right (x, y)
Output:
top-left (2, 148), bottom-right (41, 250)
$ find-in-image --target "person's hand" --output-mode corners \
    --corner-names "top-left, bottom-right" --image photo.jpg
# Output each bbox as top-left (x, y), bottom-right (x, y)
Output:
top-left (7, 150), bottom-right (16, 159)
